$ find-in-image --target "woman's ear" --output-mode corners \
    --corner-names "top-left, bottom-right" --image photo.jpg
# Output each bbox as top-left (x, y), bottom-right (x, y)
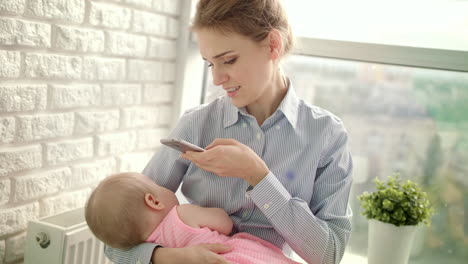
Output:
top-left (144, 193), bottom-right (165, 211)
top-left (268, 29), bottom-right (283, 60)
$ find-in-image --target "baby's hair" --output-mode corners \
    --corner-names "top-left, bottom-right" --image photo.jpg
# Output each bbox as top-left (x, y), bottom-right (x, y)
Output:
top-left (85, 172), bottom-right (153, 249)
top-left (191, 0), bottom-right (294, 56)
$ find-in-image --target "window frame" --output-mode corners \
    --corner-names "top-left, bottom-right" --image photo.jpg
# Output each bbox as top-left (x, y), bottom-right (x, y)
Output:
top-left (294, 37), bottom-right (468, 73)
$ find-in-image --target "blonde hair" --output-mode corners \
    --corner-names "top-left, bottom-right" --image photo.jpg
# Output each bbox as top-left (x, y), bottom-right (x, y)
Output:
top-left (85, 173), bottom-right (153, 249)
top-left (191, 0), bottom-right (294, 55)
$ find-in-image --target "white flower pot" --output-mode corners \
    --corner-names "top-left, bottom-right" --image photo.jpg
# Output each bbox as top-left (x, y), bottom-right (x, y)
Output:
top-left (367, 219), bottom-right (418, 264)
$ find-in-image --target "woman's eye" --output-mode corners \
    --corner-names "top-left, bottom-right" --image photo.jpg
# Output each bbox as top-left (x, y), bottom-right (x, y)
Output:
top-left (207, 57), bottom-right (236, 68)
top-left (224, 58), bottom-right (237, 65)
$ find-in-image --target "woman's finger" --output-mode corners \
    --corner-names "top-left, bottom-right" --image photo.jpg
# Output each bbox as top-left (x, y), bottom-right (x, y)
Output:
top-left (199, 243), bottom-right (232, 254)
top-left (206, 138), bottom-right (238, 149)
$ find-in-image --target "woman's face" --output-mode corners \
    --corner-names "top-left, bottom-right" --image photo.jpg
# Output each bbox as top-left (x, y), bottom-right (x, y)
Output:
top-left (196, 29), bottom-right (276, 108)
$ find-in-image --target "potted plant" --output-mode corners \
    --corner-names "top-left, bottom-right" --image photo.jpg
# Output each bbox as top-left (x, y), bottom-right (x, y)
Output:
top-left (358, 175), bottom-right (434, 264)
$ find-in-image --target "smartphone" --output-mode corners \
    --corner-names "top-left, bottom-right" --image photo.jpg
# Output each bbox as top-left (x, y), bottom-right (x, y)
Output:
top-left (160, 138), bottom-right (205, 153)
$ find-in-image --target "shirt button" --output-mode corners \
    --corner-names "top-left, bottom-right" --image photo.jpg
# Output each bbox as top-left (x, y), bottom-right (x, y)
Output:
top-left (256, 133), bottom-right (261, 140)
top-left (242, 211), bottom-right (249, 218)
top-left (242, 123), bottom-right (247, 128)
top-left (275, 125), bottom-right (280, 130)
top-left (245, 192), bottom-right (249, 198)
top-left (263, 203), bottom-right (270, 209)
top-left (136, 259), bottom-right (141, 264)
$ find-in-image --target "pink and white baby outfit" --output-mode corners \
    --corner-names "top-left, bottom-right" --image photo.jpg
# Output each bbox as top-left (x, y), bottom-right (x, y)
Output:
top-left (145, 206), bottom-right (302, 264)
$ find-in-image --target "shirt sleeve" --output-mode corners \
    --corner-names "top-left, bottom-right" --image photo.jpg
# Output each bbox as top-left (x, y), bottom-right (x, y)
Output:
top-left (249, 122), bottom-right (353, 264)
top-left (104, 111), bottom-right (195, 264)
top-left (142, 110), bottom-right (194, 192)
top-left (104, 243), bottom-right (160, 264)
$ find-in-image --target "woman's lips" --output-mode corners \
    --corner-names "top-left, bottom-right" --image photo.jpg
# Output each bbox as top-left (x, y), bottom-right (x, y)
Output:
top-left (225, 86), bottom-right (240, 97)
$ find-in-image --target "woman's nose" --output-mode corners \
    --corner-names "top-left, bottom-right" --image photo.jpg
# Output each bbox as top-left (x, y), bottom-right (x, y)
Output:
top-left (212, 68), bottom-right (228, 86)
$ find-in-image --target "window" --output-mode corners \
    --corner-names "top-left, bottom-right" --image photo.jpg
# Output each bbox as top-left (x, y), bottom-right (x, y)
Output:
top-left (285, 0), bottom-right (468, 51)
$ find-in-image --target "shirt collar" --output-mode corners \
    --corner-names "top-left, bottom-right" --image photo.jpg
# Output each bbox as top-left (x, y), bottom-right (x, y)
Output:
top-left (223, 97), bottom-right (241, 128)
top-left (222, 79), bottom-right (300, 129)
top-left (276, 81), bottom-right (299, 129)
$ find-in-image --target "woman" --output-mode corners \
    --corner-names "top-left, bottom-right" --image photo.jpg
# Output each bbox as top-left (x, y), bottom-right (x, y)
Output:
top-left (105, 0), bottom-right (353, 263)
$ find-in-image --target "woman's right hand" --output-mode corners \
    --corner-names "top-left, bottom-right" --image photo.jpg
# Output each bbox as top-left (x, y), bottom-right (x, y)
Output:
top-left (152, 243), bottom-right (232, 264)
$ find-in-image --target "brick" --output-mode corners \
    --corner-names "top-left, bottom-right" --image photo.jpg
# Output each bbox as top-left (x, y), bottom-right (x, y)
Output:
top-left (4, 233), bottom-right (26, 263)
top-left (0, 117), bottom-right (15, 144)
top-left (157, 105), bottom-right (173, 126)
top-left (14, 168), bottom-right (71, 202)
top-left (89, 2), bottom-right (131, 29)
top-left (0, 50), bottom-right (20, 78)
top-left (143, 84), bottom-right (173, 103)
top-left (102, 84), bottom-right (141, 106)
top-left (54, 25), bottom-right (104, 52)
top-left (45, 138), bottom-right (93, 166)
top-left (24, 53), bottom-right (82, 79)
top-left (75, 110), bottom-right (119, 134)
top-left (105, 31), bottom-right (147, 57)
top-left (40, 189), bottom-right (90, 217)
top-left (0, 179), bottom-right (10, 206)
top-left (128, 59), bottom-right (162, 81)
top-left (121, 106), bottom-right (159, 128)
top-left (50, 84), bottom-right (101, 109)
top-left (0, 0), bottom-right (26, 14)
top-left (0, 18), bottom-right (51, 47)
top-left (0, 85), bottom-right (47, 112)
top-left (96, 131), bottom-right (136, 156)
top-left (123, 0), bottom-right (152, 9)
top-left (137, 128), bottom-right (168, 149)
top-left (0, 203), bottom-right (39, 236)
top-left (0, 240), bottom-right (4, 264)
top-left (27, 0), bottom-right (85, 23)
top-left (17, 113), bottom-right (74, 142)
top-left (118, 152), bottom-right (153, 172)
top-left (0, 145), bottom-right (42, 177)
top-left (152, 0), bottom-right (180, 15)
top-left (162, 62), bottom-right (176, 82)
top-left (167, 17), bottom-right (179, 38)
top-left (70, 158), bottom-right (116, 188)
top-left (83, 57), bottom-right (125, 81)
top-left (132, 10), bottom-right (166, 36)
top-left (148, 37), bottom-right (176, 59)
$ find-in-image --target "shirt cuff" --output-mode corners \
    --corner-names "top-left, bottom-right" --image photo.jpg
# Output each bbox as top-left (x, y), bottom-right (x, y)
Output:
top-left (248, 171), bottom-right (292, 219)
top-left (140, 243), bottom-right (160, 264)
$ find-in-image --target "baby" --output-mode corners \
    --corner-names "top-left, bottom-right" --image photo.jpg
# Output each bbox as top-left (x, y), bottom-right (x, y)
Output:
top-left (85, 172), bottom-right (301, 264)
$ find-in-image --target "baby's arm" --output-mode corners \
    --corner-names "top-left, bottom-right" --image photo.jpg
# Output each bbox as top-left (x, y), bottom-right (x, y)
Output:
top-left (177, 204), bottom-right (233, 235)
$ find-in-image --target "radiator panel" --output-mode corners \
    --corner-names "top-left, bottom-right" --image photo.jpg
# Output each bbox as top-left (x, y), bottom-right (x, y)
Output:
top-left (24, 208), bottom-right (111, 264)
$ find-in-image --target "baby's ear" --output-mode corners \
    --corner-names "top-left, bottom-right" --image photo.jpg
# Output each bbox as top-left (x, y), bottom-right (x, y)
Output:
top-left (144, 193), bottom-right (165, 211)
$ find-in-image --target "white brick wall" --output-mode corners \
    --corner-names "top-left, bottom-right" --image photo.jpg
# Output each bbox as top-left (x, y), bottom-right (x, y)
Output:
top-left (4, 233), bottom-right (25, 263)
top-left (0, 85), bottom-right (47, 112)
top-left (0, 51), bottom-right (21, 78)
top-left (54, 25), bottom-right (105, 53)
top-left (0, 0), bottom-right (181, 262)
top-left (0, 203), bottom-right (40, 236)
top-left (0, 180), bottom-right (10, 206)
top-left (0, 0), bottom-right (26, 14)
top-left (0, 240), bottom-right (5, 264)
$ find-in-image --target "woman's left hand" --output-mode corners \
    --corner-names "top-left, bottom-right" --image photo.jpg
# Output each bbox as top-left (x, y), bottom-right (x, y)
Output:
top-left (181, 138), bottom-right (269, 186)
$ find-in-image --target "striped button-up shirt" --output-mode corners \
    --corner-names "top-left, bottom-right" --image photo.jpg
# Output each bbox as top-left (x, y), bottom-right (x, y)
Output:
top-left (105, 83), bottom-right (353, 264)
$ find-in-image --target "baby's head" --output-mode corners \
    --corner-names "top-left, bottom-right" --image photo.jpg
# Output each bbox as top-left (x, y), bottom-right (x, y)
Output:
top-left (85, 172), bottom-right (179, 249)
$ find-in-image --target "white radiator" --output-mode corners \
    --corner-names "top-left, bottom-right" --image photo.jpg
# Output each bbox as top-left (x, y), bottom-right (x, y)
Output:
top-left (24, 207), bottom-right (111, 264)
